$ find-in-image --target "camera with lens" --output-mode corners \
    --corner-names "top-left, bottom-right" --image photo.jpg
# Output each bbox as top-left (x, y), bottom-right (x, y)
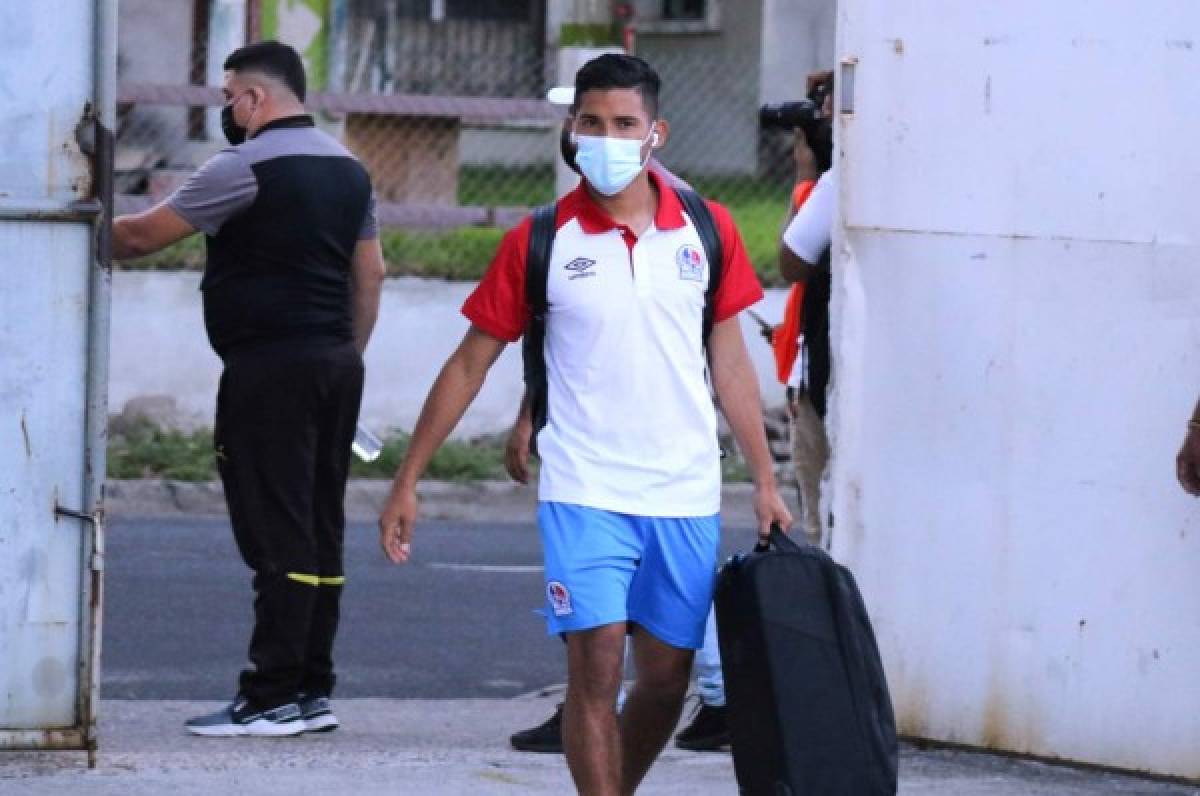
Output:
top-left (760, 72), bottom-right (834, 172)
top-left (759, 75), bottom-right (831, 133)
top-left (759, 98), bottom-right (822, 132)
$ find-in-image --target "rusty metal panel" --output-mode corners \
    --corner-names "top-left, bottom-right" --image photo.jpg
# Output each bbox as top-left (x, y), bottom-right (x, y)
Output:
top-left (0, 0), bottom-right (115, 760)
top-left (829, 0), bottom-right (1200, 780)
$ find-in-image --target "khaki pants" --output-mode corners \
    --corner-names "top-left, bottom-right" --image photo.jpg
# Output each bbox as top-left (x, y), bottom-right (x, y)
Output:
top-left (789, 389), bottom-right (829, 548)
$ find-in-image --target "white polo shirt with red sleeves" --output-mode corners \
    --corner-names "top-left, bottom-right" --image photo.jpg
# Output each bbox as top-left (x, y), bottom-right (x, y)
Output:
top-left (463, 170), bottom-right (764, 518)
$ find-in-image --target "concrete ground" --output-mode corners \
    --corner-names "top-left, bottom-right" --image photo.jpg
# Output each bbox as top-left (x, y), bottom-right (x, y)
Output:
top-left (4, 693), bottom-right (1197, 795)
top-left (4, 482), bottom-right (1196, 794)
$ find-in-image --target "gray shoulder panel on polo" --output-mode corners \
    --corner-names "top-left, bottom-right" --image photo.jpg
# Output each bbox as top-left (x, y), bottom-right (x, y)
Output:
top-left (168, 125), bottom-right (371, 238)
top-left (166, 147), bottom-right (257, 237)
top-left (237, 125), bottom-right (356, 164)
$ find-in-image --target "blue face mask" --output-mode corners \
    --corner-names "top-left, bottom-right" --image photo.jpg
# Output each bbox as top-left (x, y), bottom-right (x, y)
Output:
top-left (572, 128), bottom-right (657, 196)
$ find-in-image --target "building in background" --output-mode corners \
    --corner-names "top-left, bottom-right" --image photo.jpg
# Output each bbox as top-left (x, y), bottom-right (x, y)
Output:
top-left (111, 0), bottom-right (833, 288)
top-left (115, 0), bottom-right (835, 195)
top-left (631, 0), bottom-right (835, 175)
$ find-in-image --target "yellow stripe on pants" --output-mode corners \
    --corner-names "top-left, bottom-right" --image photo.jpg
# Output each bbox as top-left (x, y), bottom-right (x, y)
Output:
top-left (286, 573), bottom-right (345, 586)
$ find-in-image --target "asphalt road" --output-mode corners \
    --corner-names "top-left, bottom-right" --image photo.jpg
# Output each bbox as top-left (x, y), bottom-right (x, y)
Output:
top-left (102, 516), bottom-right (762, 700)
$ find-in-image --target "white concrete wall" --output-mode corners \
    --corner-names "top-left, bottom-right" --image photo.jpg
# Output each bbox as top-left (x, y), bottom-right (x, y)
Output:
top-left (760, 0), bottom-right (836, 105)
top-left (832, 0), bottom-right (1200, 778)
top-left (110, 273), bottom-right (789, 437)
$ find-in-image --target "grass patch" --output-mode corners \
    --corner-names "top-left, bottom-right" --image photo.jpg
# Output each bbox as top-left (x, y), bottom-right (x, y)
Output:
top-left (107, 418), bottom-right (216, 480)
top-left (559, 22), bottom-right (620, 47)
top-left (119, 234), bottom-right (207, 271)
top-left (720, 452), bottom-right (753, 483)
top-left (350, 432), bottom-right (508, 481)
top-left (106, 417), bottom-right (752, 483)
top-left (114, 168), bottom-right (790, 286)
top-left (459, 165), bottom-right (555, 207)
top-left (106, 419), bottom-right (509, 482)
top-left (378, 226), bottom-right (506, 280)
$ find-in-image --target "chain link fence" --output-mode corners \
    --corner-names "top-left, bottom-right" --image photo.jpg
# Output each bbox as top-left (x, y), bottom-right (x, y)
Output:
top-left (115, 8), bottom-right (799, 285)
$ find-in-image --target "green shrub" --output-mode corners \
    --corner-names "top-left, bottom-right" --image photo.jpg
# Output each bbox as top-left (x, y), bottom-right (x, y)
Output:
top-left (559, 23), bottom-right (620, 47)
top-left (106, 416), bottom-right (751, 484)
top-left (459, 165), bottom-right (555, 207)
top-left (117, 235), bottom-right (207, 271)
top-left (107, 419), bottom-right (216, 480)
top-left (350, 431), bottom-right (508, 481)
top-left (379, 227), bottom-right (506, 281)
top-left (720, 453), bottom-right (753, 483)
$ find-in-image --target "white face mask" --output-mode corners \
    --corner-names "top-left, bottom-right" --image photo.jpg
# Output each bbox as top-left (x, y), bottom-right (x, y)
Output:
top-left (572, 128), bottom-right (657, 196)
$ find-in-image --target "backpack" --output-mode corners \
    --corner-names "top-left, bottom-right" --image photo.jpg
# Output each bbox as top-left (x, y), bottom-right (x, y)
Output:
top-left (521, 188), bottom-right (724, 436)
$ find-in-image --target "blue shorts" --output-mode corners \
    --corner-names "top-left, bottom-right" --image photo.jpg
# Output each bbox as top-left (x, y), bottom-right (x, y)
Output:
top-left (538, 501), bottom-right (720, 650)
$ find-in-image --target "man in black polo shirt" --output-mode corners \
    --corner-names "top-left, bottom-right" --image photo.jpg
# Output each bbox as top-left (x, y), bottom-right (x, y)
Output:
top-left (112, 41), bottom-right (384, 737)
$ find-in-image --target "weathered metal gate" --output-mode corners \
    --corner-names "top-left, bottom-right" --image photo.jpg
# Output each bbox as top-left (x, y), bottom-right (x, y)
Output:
top-left (0, 0), bottom-right (116, 763)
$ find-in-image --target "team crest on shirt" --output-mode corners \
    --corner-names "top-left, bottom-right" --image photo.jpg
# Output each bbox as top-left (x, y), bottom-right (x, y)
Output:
top-left (547, 580), bottom-right (573, 616)
top-left (564, 257), bottom-right (597, 280)
top-left (676, 245), bottom-right (704, 281)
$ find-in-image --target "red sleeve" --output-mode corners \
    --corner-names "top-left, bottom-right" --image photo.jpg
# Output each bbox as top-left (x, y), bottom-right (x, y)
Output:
top-left (705, 199), bottom-right (765, 323)
top-left (461, 217), bottom-right (531, 342)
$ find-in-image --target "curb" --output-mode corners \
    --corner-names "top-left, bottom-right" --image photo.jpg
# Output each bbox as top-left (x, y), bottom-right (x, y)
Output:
top-left (104, 479), bottom-right (763, 527)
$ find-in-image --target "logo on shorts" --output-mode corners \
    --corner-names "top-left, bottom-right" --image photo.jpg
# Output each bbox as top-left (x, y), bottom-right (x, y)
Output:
top-left (676, 245), bottom-right (704, 281)
top-left (564, 257), bottom-right (597, 280)
top-left (547, 580), bottom-right (573, 616)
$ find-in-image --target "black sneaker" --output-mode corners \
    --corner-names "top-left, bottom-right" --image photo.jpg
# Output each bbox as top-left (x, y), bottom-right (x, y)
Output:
top-left (185, 697), bottom-right (305, 738)
top-left (674, 703), bottom-right (730, 751)
top-left (299, 693), bottom-right (339, 733)
top-left (510, 703), bottom-right (563, 753)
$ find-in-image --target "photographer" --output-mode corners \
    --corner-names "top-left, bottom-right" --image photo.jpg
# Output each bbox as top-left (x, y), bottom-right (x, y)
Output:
top-left (777, 72), bottom-right (836, 546)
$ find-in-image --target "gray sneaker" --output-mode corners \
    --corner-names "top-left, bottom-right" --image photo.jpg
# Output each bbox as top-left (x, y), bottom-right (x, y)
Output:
top-left (299, 694), bottom-right (339, 733)
top-left (185, 698), bottom-right (305, 738)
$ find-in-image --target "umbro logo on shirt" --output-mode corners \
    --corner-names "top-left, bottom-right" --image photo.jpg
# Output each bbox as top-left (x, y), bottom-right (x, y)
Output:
top-left (564, 257), bottom-right (597, 280)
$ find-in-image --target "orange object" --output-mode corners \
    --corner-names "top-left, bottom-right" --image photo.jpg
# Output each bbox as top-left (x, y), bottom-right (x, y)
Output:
top-left (771, 179), bottom-right (817, 384)
top-left (791, 179), bottom-right (817, 210)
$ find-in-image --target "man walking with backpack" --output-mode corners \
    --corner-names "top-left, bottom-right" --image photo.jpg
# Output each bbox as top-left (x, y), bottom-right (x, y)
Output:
top-left (379, 54), bottom-right (790, 794)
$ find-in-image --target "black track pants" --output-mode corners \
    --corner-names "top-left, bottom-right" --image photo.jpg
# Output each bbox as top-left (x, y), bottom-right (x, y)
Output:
top-left (213, 341), bottom-right (363, 710)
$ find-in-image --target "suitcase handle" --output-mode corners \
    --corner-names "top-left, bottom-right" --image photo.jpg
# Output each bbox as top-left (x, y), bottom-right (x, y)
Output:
top-left (753, 523), bottom-right (804, 554)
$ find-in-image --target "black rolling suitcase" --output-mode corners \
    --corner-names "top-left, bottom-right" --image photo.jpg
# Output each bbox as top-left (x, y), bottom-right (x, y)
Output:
top-left (714, 526), bottom-right (897, 795)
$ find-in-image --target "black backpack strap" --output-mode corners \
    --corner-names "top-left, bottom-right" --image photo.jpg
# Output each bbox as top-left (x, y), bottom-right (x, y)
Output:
top-left (522, 202), bottom-right (558, 437)
top-left (674, 187), bottom-right (724, 345)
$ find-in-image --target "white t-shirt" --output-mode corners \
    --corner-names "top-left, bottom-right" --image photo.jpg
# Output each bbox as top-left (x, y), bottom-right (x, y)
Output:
top-left (782, 166), bottom-right (837, 265)
top-left (462, 171), bottom-right (764, 517)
